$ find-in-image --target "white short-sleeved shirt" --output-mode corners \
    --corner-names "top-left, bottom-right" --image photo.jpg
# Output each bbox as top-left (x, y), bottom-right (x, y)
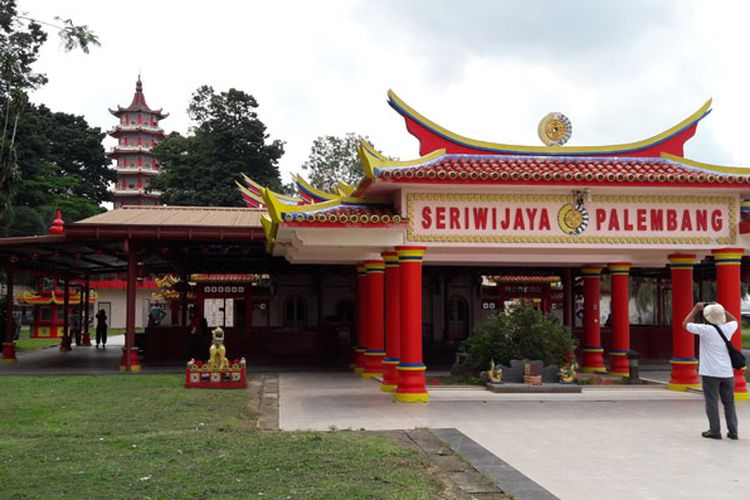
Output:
top-left (685, 321), bottom-right (737, 378)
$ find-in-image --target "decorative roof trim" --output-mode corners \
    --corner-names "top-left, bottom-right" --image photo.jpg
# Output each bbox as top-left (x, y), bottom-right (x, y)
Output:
top-left (292, 173), bottom-right (339, 203)
top-left (387, 89), bottom-right (711, 157)
top-left (358, 139), bottom-right (445, 179)
top-left (660, 153), bottom-right (750, 176)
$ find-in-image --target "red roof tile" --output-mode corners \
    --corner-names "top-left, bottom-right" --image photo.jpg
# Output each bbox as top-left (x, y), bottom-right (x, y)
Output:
top-left (376, 156), bottom-right (750, 187)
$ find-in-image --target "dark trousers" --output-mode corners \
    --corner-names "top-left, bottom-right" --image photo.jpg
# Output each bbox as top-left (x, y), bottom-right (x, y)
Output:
top-left (702, 375), bottom-right (738, 435)
top-left (96, 328), bottom-right (107, 346)
top-left (188, 334), bottom-right (201, 360)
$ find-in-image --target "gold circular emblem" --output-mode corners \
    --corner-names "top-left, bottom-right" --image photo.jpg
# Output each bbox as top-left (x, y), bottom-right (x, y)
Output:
top-left (538, 112), bottom-right (572, 146)
top-left (557, 202), bottom-right (589, 235)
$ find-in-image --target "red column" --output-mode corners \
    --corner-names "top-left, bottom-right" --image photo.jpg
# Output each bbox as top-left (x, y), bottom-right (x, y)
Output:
top-left (608, 263), bottom-right (631, 376)
top-left (562, 267), bottom-right (573, 328)
top-left (353, 264), bottom-right (367, 374)
top-left (394, 246), bottom-right (428, 403)
top-left (712, 248), bottom-right (748, 400)
top-left (81, 275), bottom-right (92, 346)
top-left (581, 266), bottom-right (606, 373)
top-left (2, 265), bottom-right (16, 363)
top-left (121, 240), bottom-right (141, 372)
top-left (363, 260), bottom-right (386, 378)
top-left (381, 251), bottom-right (400, 391)
top-left (667, 253), bottom-right (700, 390)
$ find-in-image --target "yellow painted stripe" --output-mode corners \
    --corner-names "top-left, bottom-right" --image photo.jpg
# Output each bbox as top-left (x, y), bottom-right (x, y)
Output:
top-left (365, 261), bottom-right (386, 272)
top-left (661, 152), bottom-right (750, 176)
top-left (389, 89), bottom-right (712, 155)
top-left (668, 383), bottom-right (702, 391)
top-left (396, 248), bottom-right (427, 260)
top-left (668, 257), bottom-right (696, 265)
top-left (394, 392), bottom-right (429, 403)
top-left (608, 264), bottom-right (631, 273)
top-left (396, 365), bottom-right (427, 371)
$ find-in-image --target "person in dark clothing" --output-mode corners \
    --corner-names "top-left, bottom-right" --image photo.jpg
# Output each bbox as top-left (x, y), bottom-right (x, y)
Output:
top-left (188, 309), bottom-right (202, 359)
top-left (95, 309), bottom-right (108, 348)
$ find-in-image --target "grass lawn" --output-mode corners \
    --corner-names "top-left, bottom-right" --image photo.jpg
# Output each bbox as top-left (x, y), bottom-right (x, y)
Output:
top-left (12, 327), bottom-right (60, 353)
top-left (0, 375), bottom-right (445, 499)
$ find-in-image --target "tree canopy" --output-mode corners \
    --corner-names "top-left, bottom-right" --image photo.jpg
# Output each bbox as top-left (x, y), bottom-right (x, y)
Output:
top-left (0, 0), bottom-right (99, 217)
top-left (151, 85), bottom-right (284, 206)
top-left (300, 132), bottom-right (367, 192)
top-left (0, 99), bottom-right (112, 236)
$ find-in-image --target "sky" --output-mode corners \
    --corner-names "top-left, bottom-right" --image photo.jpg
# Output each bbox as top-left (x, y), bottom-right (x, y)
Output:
top-left (16, 0), bottom-right (750, 185)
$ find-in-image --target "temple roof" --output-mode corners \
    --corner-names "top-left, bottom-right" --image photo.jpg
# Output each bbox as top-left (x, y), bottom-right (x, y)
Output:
top-left (363, 153), bottom-right (750, 189)
top-left (109, 76), bottom-right (169, 119)
top-left (388, 90), bottom-right (710, 158)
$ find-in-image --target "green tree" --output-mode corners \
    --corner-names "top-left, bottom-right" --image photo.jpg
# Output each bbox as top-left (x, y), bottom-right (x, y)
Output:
top-left (0, 101), bottom-right (111, 236)
top-left (301, 132), bottom-right (368, 192)
top-left (151, 86), bottom-right (284, 206)
top-left (0, 0), bottom-right (99, 211)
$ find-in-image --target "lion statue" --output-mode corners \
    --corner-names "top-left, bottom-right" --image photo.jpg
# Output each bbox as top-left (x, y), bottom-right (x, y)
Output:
top-left (207, 327), bottom-right (229, 370)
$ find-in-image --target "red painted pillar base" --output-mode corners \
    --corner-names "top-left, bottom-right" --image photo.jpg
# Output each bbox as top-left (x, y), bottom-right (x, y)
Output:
top-left (581, 348), bottom-right (606, 373)
top-left (81, 332), bottom-right (92, 347)
top-left (59, 335), bottom-right (72, 352)
top-left (119, 347), bottom-right (141, 372)
top-left (362, 351), bottom-right (385, 379)
top-left (668, 360), bottom-right (700, 390)
top-left (1, 342), bottom-right (17, 363)
top-left (381, 359), bottom-right (399, 392)
top-left (609, 352), bottom-right (629, 377)
top-left (395, 365), bottom-right (428, 402)
top-left (353, 348), bottom-right (366, 374)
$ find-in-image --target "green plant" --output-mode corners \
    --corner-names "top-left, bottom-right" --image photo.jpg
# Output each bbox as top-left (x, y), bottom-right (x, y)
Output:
top-left (460, 305), bottom-right (577, 369)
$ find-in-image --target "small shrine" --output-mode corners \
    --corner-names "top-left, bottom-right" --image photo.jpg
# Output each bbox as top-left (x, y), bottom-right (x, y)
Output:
top-left (185, 327), bottom-right (247, 389)
top-left (16, 278), bottom-right (97, 339)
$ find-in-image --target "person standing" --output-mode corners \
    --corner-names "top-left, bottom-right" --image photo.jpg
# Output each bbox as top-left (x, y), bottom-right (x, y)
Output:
top-left (95, 309), bottom-right (108, 349)
top-left (682, 302), bottom-right (739, 440)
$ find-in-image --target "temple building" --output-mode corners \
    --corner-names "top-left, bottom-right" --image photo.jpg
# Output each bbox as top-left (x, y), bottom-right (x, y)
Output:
top-left (108, 76), bottom-right (168, 207)
top-left (1, 91), bottom-right (748, 403)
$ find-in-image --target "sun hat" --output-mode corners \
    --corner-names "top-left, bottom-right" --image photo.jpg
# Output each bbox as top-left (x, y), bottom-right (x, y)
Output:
top-left (703, 303), bottom-right (727, 325)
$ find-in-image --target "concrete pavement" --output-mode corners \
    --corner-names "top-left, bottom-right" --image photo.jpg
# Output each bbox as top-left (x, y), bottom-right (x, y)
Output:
top-left (279, 372), bottom-right (750, 500)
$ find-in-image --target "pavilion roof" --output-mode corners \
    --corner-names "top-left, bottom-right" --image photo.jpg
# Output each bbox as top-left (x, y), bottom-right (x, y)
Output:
top-left (387, 89), bottom-right (710, 158)
top-left (109, 77), bottom-right (169, 119)
top-left (359, 152), bottom-right (750, 189)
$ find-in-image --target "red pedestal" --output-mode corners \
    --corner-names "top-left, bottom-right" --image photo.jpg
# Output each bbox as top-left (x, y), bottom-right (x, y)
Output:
top-left (119, 347), bottom-right (141, 372)
top-left (712, 248), bottom-right (748, 400)
top-left (394, 246), bottom-right (428, 403)
top-left (353, 264), bottom-right (367, 374)
top-left (59, 334), bottom-right (72, 352)
top-left (81, 332), bottom-right (92, 347)
top-left (668, 254), bottom-right (700, 390)
top-left (608, 263), bottom-right (631, 376)
top-left (581, 266), bottom-right (606, 373)
top-left (381, 251), bottom-right (401, 392)
top-left (1, 342), bottom-right (17, 363)
top-left (185, 359), bottom-right (247, 389)
top-left (363, 260), bottom-right (386, 378)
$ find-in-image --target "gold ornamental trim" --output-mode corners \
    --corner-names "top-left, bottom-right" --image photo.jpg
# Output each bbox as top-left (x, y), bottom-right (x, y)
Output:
top-left (406, 193), bottom-right (736, 245)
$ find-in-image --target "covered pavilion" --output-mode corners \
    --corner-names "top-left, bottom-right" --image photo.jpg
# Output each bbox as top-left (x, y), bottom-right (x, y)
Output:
top-left (2, 91), bottom-right (750, 403)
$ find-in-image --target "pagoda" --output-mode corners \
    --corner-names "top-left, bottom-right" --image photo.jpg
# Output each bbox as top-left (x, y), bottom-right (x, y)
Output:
top-left (108, 76), bottom-right (168, 207)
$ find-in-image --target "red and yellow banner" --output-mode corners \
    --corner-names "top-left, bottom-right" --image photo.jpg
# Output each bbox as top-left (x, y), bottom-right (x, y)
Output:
top-left (407, 193), bottom-right (736, 245)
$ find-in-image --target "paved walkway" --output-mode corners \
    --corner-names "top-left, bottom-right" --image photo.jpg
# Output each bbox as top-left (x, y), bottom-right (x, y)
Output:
top-left (279, 372), bottom-right (750, 500)
top-left (0, 335), bottom-right (128, 374)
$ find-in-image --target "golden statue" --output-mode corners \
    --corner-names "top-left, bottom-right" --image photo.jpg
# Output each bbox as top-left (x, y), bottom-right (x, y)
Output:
top-left (487, 359), bottom-right (503, 383)
top-left (207, 327), bottom-right (229, 370)
top-left (559, 356), bottom-right (578, 384)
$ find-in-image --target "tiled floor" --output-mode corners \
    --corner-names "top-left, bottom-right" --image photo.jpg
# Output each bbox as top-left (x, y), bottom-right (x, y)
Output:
top-left (279, 372), bottom-right (750, 500)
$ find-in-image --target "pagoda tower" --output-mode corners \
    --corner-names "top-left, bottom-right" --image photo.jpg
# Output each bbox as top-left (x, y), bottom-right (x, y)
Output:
top-left (108, 76), bottom-right (168, 207)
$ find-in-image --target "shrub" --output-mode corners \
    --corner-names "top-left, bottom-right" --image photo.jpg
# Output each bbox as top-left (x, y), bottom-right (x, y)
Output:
top-left (459, 305), bottom-right (577, 369)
